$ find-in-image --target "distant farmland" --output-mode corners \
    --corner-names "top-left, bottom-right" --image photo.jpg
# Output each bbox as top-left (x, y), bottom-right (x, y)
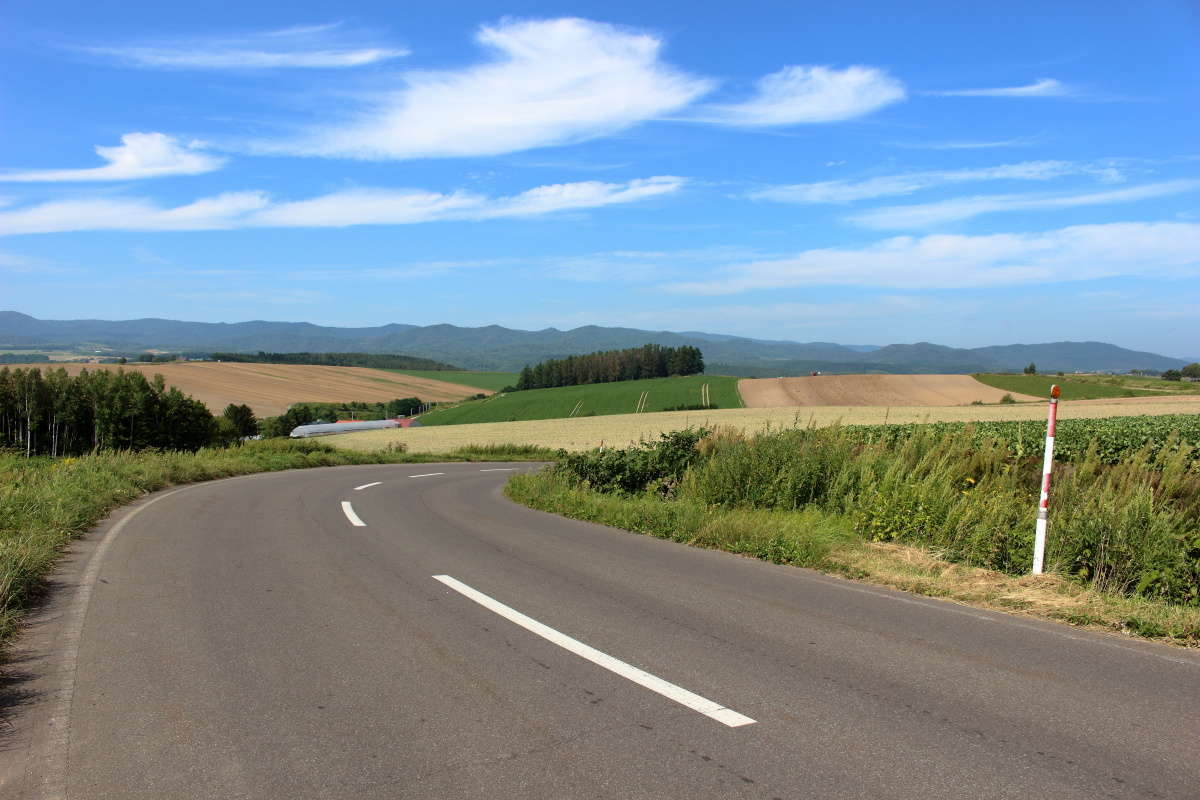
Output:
top-left (17, 362), bottom-right (484, 416)
top-left (972, 373), bottom-right (1178, 400)
top-left (418, 375), bottom-right (742, 426)
top-left (332, 394), bottom-right (1200, 454)
top-left (387, 370), bottom-right (518, 392)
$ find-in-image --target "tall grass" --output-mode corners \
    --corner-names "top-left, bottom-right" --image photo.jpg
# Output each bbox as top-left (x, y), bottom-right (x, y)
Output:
top-left (0, 439), bottom-right (553, 645)
top-left (548, 425), bottom-right (1200, 606)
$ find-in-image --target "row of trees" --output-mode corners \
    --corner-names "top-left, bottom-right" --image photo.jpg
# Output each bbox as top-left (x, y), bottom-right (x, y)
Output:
top-left (516, 344), bottom-right (704, 391)
top-left (0, 367), bottom-right (437, 455)
top-left (1162, 363), bottom-right (1200, 381)
top-left (0, 367), bottom-right (218, 457)
top-left (258, 398), bottom-right (424, 438)
top-left (209, 351), bottom-right (458, 370)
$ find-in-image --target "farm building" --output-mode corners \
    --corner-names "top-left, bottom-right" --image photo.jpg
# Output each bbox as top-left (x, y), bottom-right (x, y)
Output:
top-left (290, 419), bottom-right (401, 438)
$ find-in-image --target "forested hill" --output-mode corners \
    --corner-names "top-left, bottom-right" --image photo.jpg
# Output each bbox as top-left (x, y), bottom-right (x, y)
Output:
top-left (1, 311), bottom-right (1191, 374)
top-left (209, 352), bottom-right (460, 370)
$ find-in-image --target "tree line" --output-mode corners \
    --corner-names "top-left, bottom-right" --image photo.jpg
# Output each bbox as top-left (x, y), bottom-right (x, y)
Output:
top-left (515, 344), bottom-right (704, 391)
top-left (209, 351), bottom-right (459, 371)
top-left (258, 398), bottom-right (425, 438)
top-left (0, 367), bottom-right (219, 457)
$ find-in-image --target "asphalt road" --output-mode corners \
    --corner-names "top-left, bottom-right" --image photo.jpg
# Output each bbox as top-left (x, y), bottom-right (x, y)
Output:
top-left (4, 463), bottom-right (1199, 799)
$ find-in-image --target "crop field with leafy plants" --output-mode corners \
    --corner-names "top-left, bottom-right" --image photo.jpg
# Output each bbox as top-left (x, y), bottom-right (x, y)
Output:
top-left (416, 375), bottom-right (743, 426)
top-left (838, 414), bottom-right (1200, 465)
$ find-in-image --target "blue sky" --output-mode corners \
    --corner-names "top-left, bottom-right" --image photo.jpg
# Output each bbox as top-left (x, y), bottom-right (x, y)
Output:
top-left (2, 0), bottom-right (1198, 356)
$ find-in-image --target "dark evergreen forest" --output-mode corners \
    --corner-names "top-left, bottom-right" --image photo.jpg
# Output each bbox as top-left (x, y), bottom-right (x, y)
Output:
top-left (516, 344), bottom-right (704, 391)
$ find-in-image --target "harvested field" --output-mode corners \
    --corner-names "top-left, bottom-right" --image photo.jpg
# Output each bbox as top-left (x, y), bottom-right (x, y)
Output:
top-left (23, 362), bottom-right (485, 416)
top-left (330, 394), bottom-right (1200, 454)
top-left (739, 374), bottom-right (1041, 407)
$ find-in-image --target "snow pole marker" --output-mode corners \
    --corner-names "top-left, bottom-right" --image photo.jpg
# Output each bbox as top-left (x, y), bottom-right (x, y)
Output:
top-left (1032, 384), bottom-right (1061, 575)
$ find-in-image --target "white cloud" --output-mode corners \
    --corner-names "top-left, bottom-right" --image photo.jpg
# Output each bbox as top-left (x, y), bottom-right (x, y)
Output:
top-left (665, 221), bottom-right (1200, 293)
top-left (250, 189), bottom-right (481, 228)
top-left (753, 160), bottom-right (1122, 204)
top-left (694, 65), bottom-right (905, 126)
top-left (847, 180), bottom-right (1200, 229)
top-left (929, 78), bottom-right (1070, 98)
top-left (0, 176), bottom-right (685, 235)
top-left (478, 176), bottom-right (684, 218)
top-left (0, 133), bottom-right (225, 182)
top-left (82, 23), bottom-right (406, 69)
top-left (0, 191), bottom-right (269, 234)
top-left (267, 18), bottom-right (711, 160)
top-left (893, 135), bottom-right (1042, 150)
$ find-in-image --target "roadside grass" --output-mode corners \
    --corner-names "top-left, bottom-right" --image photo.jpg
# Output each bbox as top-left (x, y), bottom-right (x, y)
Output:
top-left (417, 375), bottom-right (743, 426)
top-left (0, 439), bottom-right (554, 648)
top-left (386, 369), bottom-right (517, 392)
top-left (505, 469), bottom-right (1200, 645)
top-left (973, 373), bottom-right (1163, 400)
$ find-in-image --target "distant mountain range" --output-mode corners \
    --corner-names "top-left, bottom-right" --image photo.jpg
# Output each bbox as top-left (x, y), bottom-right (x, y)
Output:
top-left (0, 311), bottom-right (1192, 374)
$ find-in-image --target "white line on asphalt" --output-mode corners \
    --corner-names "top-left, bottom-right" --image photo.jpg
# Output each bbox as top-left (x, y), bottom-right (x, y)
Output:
top-left (341, 501), bottom-right (367, 527)
top-left (479, 468), bottom-right (515, 472)
top-left (432, 574), bottom-right (756, 728)
top-left (409, 472), bottom-right (445, 478)
top-left (353, 481), bottom-right (382, 491)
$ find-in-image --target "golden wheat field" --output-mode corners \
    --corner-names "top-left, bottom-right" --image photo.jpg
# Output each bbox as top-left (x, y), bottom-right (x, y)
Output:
top-left (23, 362), bottom-right (486, 416)
top-left (329, 394), bottom-right (1200, 454)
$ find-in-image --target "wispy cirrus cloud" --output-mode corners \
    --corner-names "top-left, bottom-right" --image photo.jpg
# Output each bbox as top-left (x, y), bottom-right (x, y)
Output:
top-left (846, 180), bottom-right (1200, 229)
top-left (893, 134), bottom-right (1043, 150)
top-left (0, 176), bottom-right (685, 235)
top-left (752, 160), bottom-right (1123, 204)
top-left (0, 133), bottom-right (225, 182)
top-left (665, 221), bottom-right (1200, 294)
top-left (80, 22), bottom-right (407, 69)
top-left (690, 65), bottom-right (905, 126)
top-left (263, 18), bottom-right (711, 160)
top-left (927, 78), bottom-right (1071, 98)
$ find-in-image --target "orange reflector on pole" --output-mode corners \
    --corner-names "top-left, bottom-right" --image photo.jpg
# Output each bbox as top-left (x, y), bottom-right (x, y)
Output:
top-left (1032, 385), bottom-right (1060, 574)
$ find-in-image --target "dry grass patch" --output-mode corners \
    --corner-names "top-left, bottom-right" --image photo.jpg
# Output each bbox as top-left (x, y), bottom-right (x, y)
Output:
top-left (831, 541), bottom-right (1200, 644)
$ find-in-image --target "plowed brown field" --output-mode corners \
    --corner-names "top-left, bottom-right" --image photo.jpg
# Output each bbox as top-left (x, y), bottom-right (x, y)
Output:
top-left (27, 362), bottom-right (486, 416)
top-left (738, 374), bottom-right (1041, 407)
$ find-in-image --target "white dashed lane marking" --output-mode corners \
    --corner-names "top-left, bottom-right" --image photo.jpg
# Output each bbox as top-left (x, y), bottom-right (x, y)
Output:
top-left (341, 501), bottom-right (367, 527)
top-left (432, 574), bottom-right (756, 728)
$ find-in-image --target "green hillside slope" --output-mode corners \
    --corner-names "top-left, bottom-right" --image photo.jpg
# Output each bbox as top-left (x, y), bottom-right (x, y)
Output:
top-left (972, 374), bottom-right (1164, 400)
top-left (418, 376), bottom-right (742, 426)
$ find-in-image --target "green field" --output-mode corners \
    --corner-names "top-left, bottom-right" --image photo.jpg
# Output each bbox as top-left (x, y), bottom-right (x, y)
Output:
top-left (386, 369), bottom-right (519, 392)
top-left (972, 373), bottom-right (1164, 400)
top-left (1053, 373), bottom-right (1200, 394)
top-left (417, 375), bottom-right (743, 426)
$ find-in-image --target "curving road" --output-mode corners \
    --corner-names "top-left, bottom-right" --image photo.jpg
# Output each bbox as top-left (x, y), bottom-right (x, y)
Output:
top-left (3, 463), bottom-right (1199, 799)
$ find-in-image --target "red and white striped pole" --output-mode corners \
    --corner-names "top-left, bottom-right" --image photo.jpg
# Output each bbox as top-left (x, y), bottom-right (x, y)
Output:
top-left (1032, 384), bottom-right (1061, 574)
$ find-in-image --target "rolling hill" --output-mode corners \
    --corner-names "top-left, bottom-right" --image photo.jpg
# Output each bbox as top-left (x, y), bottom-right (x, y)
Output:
top-left (418, 376), bottom-right (741, 426)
